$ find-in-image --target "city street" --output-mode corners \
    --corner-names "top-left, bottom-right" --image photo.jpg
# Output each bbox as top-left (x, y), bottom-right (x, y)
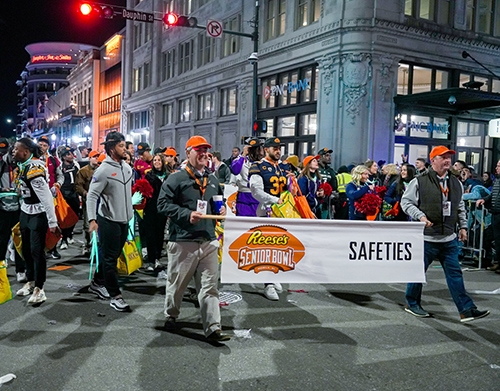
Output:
top-left (1, 223), bottom-right (499, 391)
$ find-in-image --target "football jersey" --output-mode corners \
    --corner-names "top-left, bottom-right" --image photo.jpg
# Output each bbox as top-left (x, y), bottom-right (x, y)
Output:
top-left (248, 158), bottom-right (289, 196)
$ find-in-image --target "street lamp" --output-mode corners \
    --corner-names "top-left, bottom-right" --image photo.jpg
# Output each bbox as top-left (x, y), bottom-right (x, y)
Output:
top-left (51, 134), bottom-right (57, 142)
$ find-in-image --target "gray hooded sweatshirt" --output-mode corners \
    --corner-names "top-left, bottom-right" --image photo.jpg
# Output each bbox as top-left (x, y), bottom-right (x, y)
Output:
top-left (86, 156), bottom-right (133, 224)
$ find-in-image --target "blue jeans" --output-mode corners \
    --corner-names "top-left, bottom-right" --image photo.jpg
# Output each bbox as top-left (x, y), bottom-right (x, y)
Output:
top-left (405, 239), bottom-right (476, 314)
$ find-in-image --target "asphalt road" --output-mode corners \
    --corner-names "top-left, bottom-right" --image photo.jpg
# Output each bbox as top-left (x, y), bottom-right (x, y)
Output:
top-left (1, 224), bottom-right (499, 391)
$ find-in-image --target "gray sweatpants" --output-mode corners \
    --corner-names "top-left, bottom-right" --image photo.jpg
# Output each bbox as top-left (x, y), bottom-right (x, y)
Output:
top-left (164, 240), bottom-right (222, 337)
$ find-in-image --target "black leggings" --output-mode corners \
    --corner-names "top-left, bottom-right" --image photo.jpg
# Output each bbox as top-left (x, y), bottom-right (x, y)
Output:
top-left (20, 211), bottom-right (48, 289)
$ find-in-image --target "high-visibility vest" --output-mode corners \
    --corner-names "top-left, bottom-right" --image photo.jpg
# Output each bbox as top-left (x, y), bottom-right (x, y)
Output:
top-left (336, 172), bottom-right (352, 193)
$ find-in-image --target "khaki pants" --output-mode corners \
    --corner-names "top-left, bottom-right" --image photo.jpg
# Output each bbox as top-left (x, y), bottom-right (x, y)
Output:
top-left (165, 240), bottom-right (221, 336)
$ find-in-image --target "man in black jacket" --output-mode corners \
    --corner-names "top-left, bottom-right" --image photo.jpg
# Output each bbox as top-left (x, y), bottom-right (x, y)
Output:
top-left (401, 146), bottom-right (489, 323)
top-left (157, 135), bottom-right (230, 342)
top-left (477, 159), bottom-right (500, 272)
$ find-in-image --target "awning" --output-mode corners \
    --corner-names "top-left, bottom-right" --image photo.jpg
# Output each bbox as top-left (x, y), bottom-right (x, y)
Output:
top-left (394, 88), bottom-right (500, 115)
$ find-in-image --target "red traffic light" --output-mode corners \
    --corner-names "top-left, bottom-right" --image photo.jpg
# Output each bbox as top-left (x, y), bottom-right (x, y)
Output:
top-left (163, 13), bottom-right (198, 27)
top-left (163, 12), bottom-right (178, 26)
top-left (80, 3), bottom-right (93, 16)
top-left (79, 3), bottom-right (114, 18)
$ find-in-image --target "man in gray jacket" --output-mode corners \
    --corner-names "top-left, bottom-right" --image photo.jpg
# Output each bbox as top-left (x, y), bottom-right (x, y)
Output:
top-left (87, 132), bottom-right (133, 312)
top-left (401, 145), bottom-right (489, 323)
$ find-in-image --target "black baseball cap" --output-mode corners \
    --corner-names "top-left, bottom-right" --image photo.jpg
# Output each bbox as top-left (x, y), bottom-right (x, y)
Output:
top-left (136, 142), bottom-right (151, 153)
top-left (60, 147), bottom-right (73, 157)
top-left (318, 147), bottom-right (333, 156)
top-left (0, 138), bottom-right (9, 153)
top-left (154, 147), bottom-right (167, 154)
top-left (38, 136), bottom-right (50, 145)
top-left (244, 137), bottom-right (262, 147)
top-left (101, 131), bottom-right (125, 145)
top-left (263, 137), bottom-right (282, 148)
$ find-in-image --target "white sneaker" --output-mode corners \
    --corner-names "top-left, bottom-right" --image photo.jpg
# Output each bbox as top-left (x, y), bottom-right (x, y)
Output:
top-left (157, 270), bottom-right (168, 280)
top-left (60, 242), bottom-right (68, 250)
top-left (264, 285), bottom-right (279, 301)
top-left (273, 283), bottom-right (283, 293)
top-left (16, 281), bottom-right (35, 296)
top-left (28, 287), bottom-right (47, 304)
top-left (16, 272), bottom-right (27, 283)
top-left (67, 238), bottom-right (75, 245)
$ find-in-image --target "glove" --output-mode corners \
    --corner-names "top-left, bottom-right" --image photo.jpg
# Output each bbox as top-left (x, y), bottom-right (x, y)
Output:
top-left (50, 187), bottom-right (57, 197)
top-left (131, 192), bottom-right (144, 206)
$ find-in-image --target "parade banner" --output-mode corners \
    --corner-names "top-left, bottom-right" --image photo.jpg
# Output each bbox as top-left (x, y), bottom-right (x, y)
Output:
top-left (221, 217), bottom-right (426, 284)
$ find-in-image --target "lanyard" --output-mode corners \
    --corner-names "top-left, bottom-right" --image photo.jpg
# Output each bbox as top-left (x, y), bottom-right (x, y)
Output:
top-left (264, 157), bottom-right (284, 177)
top-left (185, 165), bottom-right (208, 197)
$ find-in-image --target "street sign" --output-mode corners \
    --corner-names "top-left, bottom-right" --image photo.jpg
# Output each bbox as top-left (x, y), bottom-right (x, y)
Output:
top-left (122, 9), bottom-right (154, 23)
top-left (206, 19), bottom-right (223, 38)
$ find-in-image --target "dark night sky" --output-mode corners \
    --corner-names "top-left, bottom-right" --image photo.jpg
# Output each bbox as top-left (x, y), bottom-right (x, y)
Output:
top-left (0, 0), bottom-right (126, 137)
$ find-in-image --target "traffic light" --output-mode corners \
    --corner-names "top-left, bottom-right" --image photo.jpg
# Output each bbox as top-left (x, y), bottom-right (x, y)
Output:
top-left (79, 3), bottom-right (115, 19)
top-left (253, 120), bottom-right (267, 134)
top-left (163, 12), bottom-right (198, 27)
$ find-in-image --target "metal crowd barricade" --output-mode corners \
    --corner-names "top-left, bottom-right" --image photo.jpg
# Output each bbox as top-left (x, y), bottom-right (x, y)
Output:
top-left (461, 201), bottom-right (489, 271)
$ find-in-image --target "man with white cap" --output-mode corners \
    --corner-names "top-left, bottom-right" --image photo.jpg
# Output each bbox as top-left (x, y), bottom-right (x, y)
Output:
top-left (401, 145), bottom-right (490, 322)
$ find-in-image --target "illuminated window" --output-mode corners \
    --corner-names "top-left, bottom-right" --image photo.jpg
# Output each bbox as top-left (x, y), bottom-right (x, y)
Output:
top-left (143, 62), bottom-right (151, 89)
top-left (296, 0), bottom-right (320, 29)
top-left (179, 98), bottom-right (192, 122)
top-left (197, 92), bottom-right (214, 119)
top-left (221, 87), bottom-right (237, 116)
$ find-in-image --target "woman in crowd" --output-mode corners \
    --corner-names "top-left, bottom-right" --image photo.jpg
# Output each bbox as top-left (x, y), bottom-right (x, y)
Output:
top-left (297, 155), bottom-right (324, 218)
top-left (143, 153), bottom-right (169, 271)
top-left (482, 171), bottom-right (493, 190)
top-left (384, 164), bottom-right (416, 221)
top-left (381, 163), bottom-right (399, 187)
top-left (364, 159), bottom-right (380, 186)
top-left (346, 165), bottom-right (375, 220)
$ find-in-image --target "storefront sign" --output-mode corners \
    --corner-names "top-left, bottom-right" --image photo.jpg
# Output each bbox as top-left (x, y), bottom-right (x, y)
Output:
top-left (488, 118), bottom-right (500, 138)
top-left (221, 217), bottom-right (425, 284)
top-left (31, 54), bottom-right (72, 64)
top-left (399, 121), bottom-right (450, 134)
top-left (263, 78), bottom-right (310, 99)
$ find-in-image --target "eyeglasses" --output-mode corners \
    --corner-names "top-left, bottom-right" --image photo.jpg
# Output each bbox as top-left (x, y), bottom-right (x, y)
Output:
top-left (193, 147), bottom-right (209, 153)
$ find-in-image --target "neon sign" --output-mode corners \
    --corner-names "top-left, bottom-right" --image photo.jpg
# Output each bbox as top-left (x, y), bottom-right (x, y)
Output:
top-left (31, 54), bottom-right (73, 64)
top-left (264, 78), bottom-right (310, 99)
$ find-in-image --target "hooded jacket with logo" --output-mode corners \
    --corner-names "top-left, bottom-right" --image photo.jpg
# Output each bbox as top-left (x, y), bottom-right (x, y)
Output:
top-left (86, 156), bottom-right (133, 224)
top-left (157, 163), bottom-right (222, 242)
top-left (17, 159), bottom-right (57, 228)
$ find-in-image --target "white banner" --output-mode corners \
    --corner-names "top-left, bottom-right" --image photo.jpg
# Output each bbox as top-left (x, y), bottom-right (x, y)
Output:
top-left (221, 217), bottom-right (426, 284)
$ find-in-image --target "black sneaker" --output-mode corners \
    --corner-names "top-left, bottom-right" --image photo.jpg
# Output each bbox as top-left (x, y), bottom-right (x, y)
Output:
top-left (49, 249), bottom-right (61, 259)
top-left (88, 281), bottom-right (110, 300)
top-left (110, 296), bottom-right (131, 312)
top-left (460, 308), bottom-right (490, 323)
top-left (206, 330), bottom-right (231, 342)
top-left (164, 317), bottom-right (177, 331)
top-left (404, 305), bottom-right (430, 318)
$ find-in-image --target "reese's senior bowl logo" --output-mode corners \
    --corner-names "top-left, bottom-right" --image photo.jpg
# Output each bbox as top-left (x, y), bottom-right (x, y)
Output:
top-left (228, 225), bottom-right (305, 274)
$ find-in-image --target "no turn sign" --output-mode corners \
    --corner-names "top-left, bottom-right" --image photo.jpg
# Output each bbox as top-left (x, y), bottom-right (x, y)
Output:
top-left (207, 19), bottom-right (223, 38)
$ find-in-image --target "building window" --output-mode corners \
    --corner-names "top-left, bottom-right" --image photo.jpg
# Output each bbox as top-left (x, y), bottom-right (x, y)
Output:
top-left (163, 0), bottom-right (173, 13)
top-left (179, 0), bottom-right (193, 14)
top-left (405, 0), bottom-right (451, 26)
top-left (179, 40), bottom-right (194, 75)
top-left (198, 33), bottom-right (215, 67)
top-left (134, 24), bottom-right (142, 49)
top-left (144, 23), bottom-right (152, 42)
top-left (397, 63), bottom-right (450, 95)
top-left (162, 49), bottom-right (176, 82)
top-left (221, 87), bottom-right (237, 116)
top-left (222, 15), bottom-right (241, 58)
top-left (143, 62), bottom-right (151, 88)
top-left (179, 98), bottom-right (192, 122)
top-left (162, 102), bottom-right (174, 125)
top-left (265, 0), bottom-right (286, 41)
top-left (198, 92), bottom-right (214, 119)
top-left (133, 67), bottom-right (141, 93)
top-left (296, 0), bottom-right (320, 29)
top-left (131, 110), bottom-right (150, 130)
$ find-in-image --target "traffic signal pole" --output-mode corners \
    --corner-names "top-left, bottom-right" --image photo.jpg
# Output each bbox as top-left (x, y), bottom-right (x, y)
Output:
top-left (251, 1), bottom-right (260, 135)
